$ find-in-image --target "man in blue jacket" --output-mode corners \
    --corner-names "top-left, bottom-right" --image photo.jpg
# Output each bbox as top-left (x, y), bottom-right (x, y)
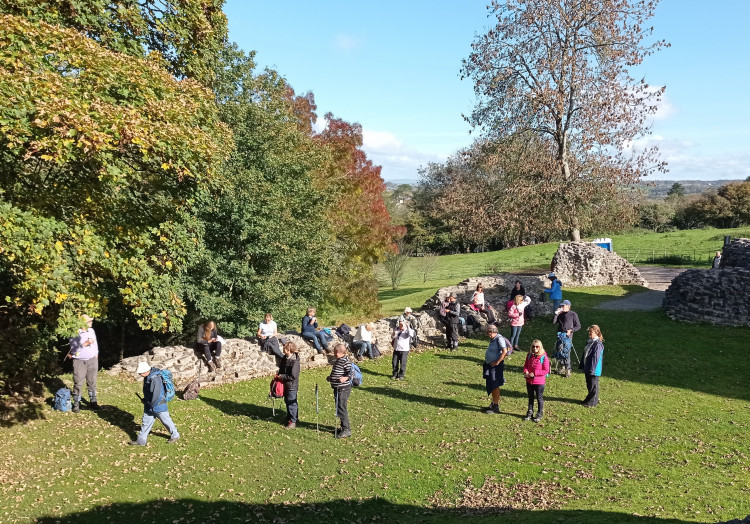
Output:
top-left (129, 361), bottom-right (180, 446)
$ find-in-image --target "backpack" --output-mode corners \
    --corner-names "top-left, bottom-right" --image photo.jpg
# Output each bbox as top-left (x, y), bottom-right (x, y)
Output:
top-left (370, 343), bottom-right (382, 358)
top-left (53, 388), bottom-right (72, 412)
top-left (500, 335), bottom-right (514, 356)
top-left (182, 380), bottom-right (201, 401)
top-left (157, 369), bottom-right (176, 403)
top-left (350, 362), bottom-right (363, 387)
top-left (269, 376), bottom-right (285, 398)
top-left (336, 324), bottom-right (352, 338)
top-left (524, 303), bottom-right (534, 322)
top-left (554, 332), bottom-right (572, 359)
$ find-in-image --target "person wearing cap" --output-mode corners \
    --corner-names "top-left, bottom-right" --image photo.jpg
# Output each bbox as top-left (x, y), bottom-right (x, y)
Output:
top-left (544, 273), bottom-right (563, 310)
top-left (553, 300), bottom-right (581, 340)
top-left (446, 293), bottom-right (461, 350)
top-left (398, 307), bottom-right (421, 349)
top-left (483, 324), bottom-right (509, 414)
top-left (129, 361), bottom-right (180, 446)
top-left (712, 251), bottom-right (722, 269)
top-left (67, 314), bottom-right (100, 413)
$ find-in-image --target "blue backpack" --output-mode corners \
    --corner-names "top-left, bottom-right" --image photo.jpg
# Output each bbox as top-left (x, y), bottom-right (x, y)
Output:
top-left (156, 369), bottom-right (176, 403)
top-left (54, 388), bottom-right (72, 412)
top-left (350, 362), bottom-right (363, 387)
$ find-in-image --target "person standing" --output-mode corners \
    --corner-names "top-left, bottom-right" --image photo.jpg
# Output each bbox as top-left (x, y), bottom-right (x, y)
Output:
top-left (580, 325), bottom-right (605, 408)
top-left (197, 321), bottom-right (222, 371)
top-left (712, 251), bottom-right (722, 269)
top-left (507, 294), bottom-right (531, 351)
top-left (446, 293), bottom-right (461, 350)
top-left (326, 343), bottom-right (352, 438)
top-left (552, 300), bottom-right (581, 342)
top-left (129, 362), bottom-right (180, 446)
top-left (509, 280), bottom-right (526, 301)
top-left (544, 273), bottom-right (563, 311)
top-left (398, 307), bottom-right (421, 348)
top-left (277, 341), bottom-right (301, 429)
top-left (258, 313), bottom-right (282, 359)
top-left (522, 340), bottom-right (550, 423)
top-left (483, 324), bottom-right (509, 414)
top-left (67, 314), bottom-right (99, 413)
top-left (391, 320), bottom-right (411, 380)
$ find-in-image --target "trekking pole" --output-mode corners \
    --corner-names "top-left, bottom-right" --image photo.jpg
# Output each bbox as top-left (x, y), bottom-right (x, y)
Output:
top-left (571, 343), bottom-right (580, 365)
top-left (315, 383), bottom-right (319, 433)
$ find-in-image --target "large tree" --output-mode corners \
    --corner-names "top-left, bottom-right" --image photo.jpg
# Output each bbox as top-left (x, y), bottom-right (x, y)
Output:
top-left (462, 0), bottom-right (667, 241)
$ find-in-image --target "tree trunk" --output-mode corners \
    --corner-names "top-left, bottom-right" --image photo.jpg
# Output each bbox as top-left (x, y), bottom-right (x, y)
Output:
top-left (559, 146), bottom-right (581, 242)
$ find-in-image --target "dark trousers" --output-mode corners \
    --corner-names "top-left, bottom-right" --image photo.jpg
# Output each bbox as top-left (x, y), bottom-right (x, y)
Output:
top-left (199, 341), bottom-right (222, 362)
top-left (526, 383), bottom-right (545, 414)
top-left (285, 388), bottom-right (298, 423)
top-left (352, 340), bottom-right (372, 358)
top-left (392, 351), bottom-right (408, 378)
top-left (261, 337), bottom-right (283, 359)
top-left (334, 386), bottom-right (351, 431)
top-left (583, 374), bottom-right (599, 406)
top-left (446, 321), bottom-right (459, 348)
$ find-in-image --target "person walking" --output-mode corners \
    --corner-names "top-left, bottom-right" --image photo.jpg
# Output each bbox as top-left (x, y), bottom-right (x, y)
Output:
top-left (129, 362), bottom-right (180, 446)
top-left (67, 314), bottom-right (99, 413)
top-left (544, 273), bottom-right (563, 311)
top-left (522, 340), bottom-right (550, 423)
top-left (580, 325), bottom-right (605, 408)
top-left (391, 320), bottom-right (411, 380)
top-left (326, 343), bottom-right (352, 438)
top-left (507, 294), bottom-right (531, 351)
top-left (277, 341), bottom-right (301, 429)
top-left (483, 324), bottom-right (509, 414)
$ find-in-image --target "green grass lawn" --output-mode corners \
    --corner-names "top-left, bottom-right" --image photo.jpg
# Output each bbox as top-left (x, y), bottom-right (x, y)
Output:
top-left (3, 286), bottom-right (749, 523)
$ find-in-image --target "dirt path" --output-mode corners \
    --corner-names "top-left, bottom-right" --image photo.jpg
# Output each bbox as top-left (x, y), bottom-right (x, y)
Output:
top-left (594, 266), bottom-right (688, 311)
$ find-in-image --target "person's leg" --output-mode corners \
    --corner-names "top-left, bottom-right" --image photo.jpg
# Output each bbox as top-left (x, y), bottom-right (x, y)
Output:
top-left (583, 374), bottom-right (595, 405)
top-left (391, 352), bottom-right (398, 379)
top-left (553, 299), bottom-right (561, 310)
top-left (445, 323), bottom-right (453, 348)
top-left (525, 383), bottom-right (534, 419)
top-left (72, 358), bottom-right (85, 411)
top-left (364, 341), bottom-right (373, 358)
top-left (491, 387), bottom-right (500, 410)
top-left (509, 326), bottom-right (521, 348)
top-left (451, 323), bottom-right (459, 348)
top-left (285, 388), bottom-right (298, 425)
top-left (336, 387), bottom-right (351, 434)
top-left (86, 357), bottom-right (99, 407)
top-left (155, 410), bottom-right (180, 441)
top-left (590, 376), bottom-right (599, 406)
top-left (267, 337), bottom-right (283, 359)
top-left (398, 352), bottom-right (408, 378)
top-left (199, 342), bottom-right (212, 362)
top-left (302, 332), bottom-right (322, 352)
top-left (136, 412), bottom-right (156, 444)
top-left (534, 384), bottom-right (545, 421)
top-left (352, 341), bottom-right (364, 357)
top-left (314, 331), bottom-right (329, 350)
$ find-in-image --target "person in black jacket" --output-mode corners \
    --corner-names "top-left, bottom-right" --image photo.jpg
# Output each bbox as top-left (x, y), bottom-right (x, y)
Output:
top-left (277, 341), bottom-right (301, 429)
top-left (552, 300), bottom-right (581, 341)
top-left (446, 293), bottom-right (461, 350)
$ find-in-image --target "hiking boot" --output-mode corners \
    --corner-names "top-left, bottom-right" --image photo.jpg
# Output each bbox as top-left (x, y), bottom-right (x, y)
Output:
top-left (391, 375), bottom-right (397, 380)
top-left (336, 428), bottom-right (351, 439)
top-left (532, 412), bottom-right (543, 423)
top-left (398, 376), bottom-right (405, 381)
top-left (523, 410), bottom-right (533, 421)
top-left (214, 357), bottom-right (222, 369)
top-left (167, 437), bottom-right (180, 444)
top-left (128, 440), bottom-right (145, 446)
top-left (284, 421), bottom-right (296, 430)
top-left (72, 401), bottom-right (80, 413)
top-left (484, 403), bottom-right (500, 414)
top-left (207, 360), bottom-right (216, 372)
top-left (90, 401), bottom-right (100, 410)
top-left (564, 368), bottom-right (571, 378)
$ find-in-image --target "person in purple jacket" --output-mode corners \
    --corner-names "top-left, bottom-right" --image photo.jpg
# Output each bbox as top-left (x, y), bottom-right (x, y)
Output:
top-left (67, 314), bottom-right (99, 413)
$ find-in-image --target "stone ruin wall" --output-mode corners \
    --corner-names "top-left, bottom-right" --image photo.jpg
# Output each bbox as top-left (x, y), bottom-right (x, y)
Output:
top-left (551, 242), bottom-right (647, 288)
top-left (663, 238), bottom-right (750, 327)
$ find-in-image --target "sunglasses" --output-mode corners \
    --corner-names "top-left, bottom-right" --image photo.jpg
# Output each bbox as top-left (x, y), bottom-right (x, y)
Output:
top-left (532, 345), bottom-right (541, 348)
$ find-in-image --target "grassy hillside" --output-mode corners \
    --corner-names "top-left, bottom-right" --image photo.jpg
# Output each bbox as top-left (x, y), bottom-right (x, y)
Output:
top-left (3, 285), bottom-right (750, 523)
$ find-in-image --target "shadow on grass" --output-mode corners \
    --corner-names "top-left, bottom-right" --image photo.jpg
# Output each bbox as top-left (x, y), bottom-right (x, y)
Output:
top-left (367, 386), bottom-right (479, 412)
top-left (200, 396), bottom-right (335, 433)
top-left (33, 498), bottom-right (696, 524)
top-left (93, 403), bottom-right (139, 439)
top-left (360, 366), bottom-right (392, 378)
top-left (436, 353), bottom-right (484, 364)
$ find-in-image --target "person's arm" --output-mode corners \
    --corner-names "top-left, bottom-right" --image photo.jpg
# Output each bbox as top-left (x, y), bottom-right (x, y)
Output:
top-left (542, 355), bottom-right (550, 376)
top-left (572, 313), bottom-right (581, 332)
top-left (257, 326), bottom-right (264, 339)
top-left (146, 375), bottom-right (162, 408)
top-left (522, 296), bottom-right (531, 307)
top-left (552, 311), bottom-right (560, 325)
top-left (197, 326), bottom-right (207, 344)
top-left (494, 346), bottom-right (508, 367)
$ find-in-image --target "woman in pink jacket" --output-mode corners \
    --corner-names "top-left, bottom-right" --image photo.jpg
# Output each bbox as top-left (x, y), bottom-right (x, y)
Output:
top-left (507, 294), bottom-right (531, 351)
top-left (522, 339), bottom-right (550, 423)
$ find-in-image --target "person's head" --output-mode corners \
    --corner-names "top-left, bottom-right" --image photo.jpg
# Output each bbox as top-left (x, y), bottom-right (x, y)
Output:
top-left (514, 294), bottom-right (524, 306)
top-left (81, 314), bottom-right (94, 328)
top-left (205, 321), bottom-right (216, 332)
top-left (561, 299), bottom-right (571, 311)
top-left (136, 361), bottom-right (151, 377)
top-left (404, 306), bottom-right (412, 316)
top-left (449, 293), bottom-right (456, 302)
top-left (307, 307), bottom-right (316, 316)
top-left (283, 341), bottom-right (299, 356)
top-left (365, 322), bottom-right (374, 332)
top-left (548, 272), bottom-right (556, 281)
top-left (716, 251), bottom-right (721, 257)
top-left (486, 324), bottom-right (498, 338)
top-left (514, 280), bottom-right (522, 290)
top-left (398, 320), bottom-right (406, 330)
top-left (588, 324), bottom-right (604, 341)
top-left (476, 283), bottom-right (483, 292)
top-left (333, 343), bottom-right (347, 358)
top-left (530, 339), bottom-right (544, 356)
top-left (264, 313), bottom-right (273, 323)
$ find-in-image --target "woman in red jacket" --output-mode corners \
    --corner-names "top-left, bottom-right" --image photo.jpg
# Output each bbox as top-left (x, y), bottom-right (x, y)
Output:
top-left (522, 339), bottom-right (550, 423)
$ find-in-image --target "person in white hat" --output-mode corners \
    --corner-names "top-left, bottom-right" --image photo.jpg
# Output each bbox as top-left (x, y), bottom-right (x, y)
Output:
top-left (129, 361), bottom-right (180, 446)
top-left (398, 307), bottom-right (421, 349)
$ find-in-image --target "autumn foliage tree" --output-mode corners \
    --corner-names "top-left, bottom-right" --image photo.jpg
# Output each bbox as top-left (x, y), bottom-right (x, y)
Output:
top-left (462, 0), bottom-right (668, 241)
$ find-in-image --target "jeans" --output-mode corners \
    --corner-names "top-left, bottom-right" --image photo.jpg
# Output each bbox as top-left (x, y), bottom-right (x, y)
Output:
top-left (137, 410), bottom-right (180, 444)
top-left (334, 386), bottom-right (351, 431)
top-left (302, 331), bottom-right (328, 353)
top-left (261, 337), bottom-right (283, 359)
top-left (198, 341), bottom-right (222, 362)
top-left (285, 388), bottom-right (298, 423)
top-left (392, 351), bottom-right (408, 378)
top-left (526, 383), bottom-right (545, 414)
top-left (583, 375), bottom-right (600, 406)
top-left (352, 341), bottom-right (372, 358)
top-left (72, 357), bottom-right (98, 403)
top-left (509, 325), bottom-right (523, 348)
top-left (446, 322), bottom-right (459, 348)
top-left (552, 299), bottom-right (561, 311)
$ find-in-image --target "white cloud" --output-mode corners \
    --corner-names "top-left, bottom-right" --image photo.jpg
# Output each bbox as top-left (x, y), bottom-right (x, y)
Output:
top-left (312, 116), bottom-right (328, 134)
top-left (650, 86), bottom-right (675, 121)
top-left (362, 130), bottom-right (402, 151)
top-left (360, 128), bottom-right (448, 182)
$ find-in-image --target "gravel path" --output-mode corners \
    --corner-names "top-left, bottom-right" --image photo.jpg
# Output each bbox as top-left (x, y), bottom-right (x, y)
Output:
top-left (594, 266), bottom-right (688, 311)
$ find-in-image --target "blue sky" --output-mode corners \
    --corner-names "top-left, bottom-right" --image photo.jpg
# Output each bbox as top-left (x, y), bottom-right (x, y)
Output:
top-left (224, 1), bottom-right (750, 183)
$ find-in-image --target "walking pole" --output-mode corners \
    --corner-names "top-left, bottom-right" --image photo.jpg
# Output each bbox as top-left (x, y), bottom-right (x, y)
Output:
top-left (315, 383), bottom-right (319, 433)
top-left (570, 342), bottom-right (580, 365)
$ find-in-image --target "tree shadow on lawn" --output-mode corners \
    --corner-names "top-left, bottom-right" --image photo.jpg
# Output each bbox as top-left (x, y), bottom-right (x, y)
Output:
top-left (360, 366), bottom-right (392, 378)
top-left (33, 497), bottom-right (696, 524)
top-left (93, 403), bottom-right (139, 439)
top-left (200, 396), bottom-right (335, 433)
top-left (367, 386), bottom-right (481, 413)
top-left (436, 353), bottom-right (484, 364)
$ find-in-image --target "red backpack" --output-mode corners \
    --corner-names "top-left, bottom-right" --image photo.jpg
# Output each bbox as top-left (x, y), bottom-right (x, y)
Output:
top-left (269, 376), bottom-right (285, 398)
